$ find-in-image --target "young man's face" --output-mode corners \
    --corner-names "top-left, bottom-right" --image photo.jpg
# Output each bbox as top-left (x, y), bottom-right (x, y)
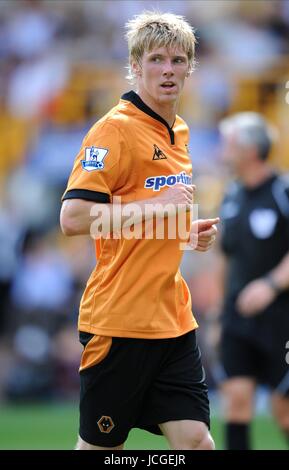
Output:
top-left (133, 45), bottom-right (190, 106)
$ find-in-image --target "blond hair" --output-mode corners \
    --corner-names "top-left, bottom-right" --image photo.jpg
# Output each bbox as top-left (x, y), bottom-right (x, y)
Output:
top-left (125, 11), bottom-right (196, 81)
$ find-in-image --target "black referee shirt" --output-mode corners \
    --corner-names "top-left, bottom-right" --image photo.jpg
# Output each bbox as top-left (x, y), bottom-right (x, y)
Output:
top-left (220, 173), bottom-right (289, 338)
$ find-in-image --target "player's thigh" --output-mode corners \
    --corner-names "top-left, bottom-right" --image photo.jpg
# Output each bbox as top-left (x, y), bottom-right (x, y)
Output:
top-left (79, 334), bottom-right (173, 447)
top-left (76, 435), bottom-right (124, 450)
top-left (79, 335), bottom-right (148, 447)
top-left (159, 419), bottom-right (214, 450)
top-left (138, 331), bottom-right (211, 435)
top-left (271, 393), bottom-right (289, 431)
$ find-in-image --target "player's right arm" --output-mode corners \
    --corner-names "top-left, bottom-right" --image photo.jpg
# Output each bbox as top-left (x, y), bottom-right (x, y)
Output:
top-left (60, 183), bottom-right (195, 237)
top-left (61, 120), bottom-right (194, 238)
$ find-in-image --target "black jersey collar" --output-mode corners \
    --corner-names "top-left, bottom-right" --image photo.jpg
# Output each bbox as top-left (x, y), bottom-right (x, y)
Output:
top-left (244, 173), bottom-right (277, 194)
top-left (121, 90), bottom-right (175, 145)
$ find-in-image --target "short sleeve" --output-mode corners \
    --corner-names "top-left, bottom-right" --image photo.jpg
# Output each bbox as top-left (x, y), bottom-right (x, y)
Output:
top-left (62, 122), bottom-right (122, 203)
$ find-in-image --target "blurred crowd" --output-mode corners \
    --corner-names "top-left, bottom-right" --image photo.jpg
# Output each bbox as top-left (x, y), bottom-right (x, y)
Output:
top-left (0, 0), bottom-right (289, 402)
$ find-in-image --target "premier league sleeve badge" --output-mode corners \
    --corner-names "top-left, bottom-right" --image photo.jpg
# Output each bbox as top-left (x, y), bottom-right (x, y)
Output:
top-left (81, 146), bottom-right (108, 171)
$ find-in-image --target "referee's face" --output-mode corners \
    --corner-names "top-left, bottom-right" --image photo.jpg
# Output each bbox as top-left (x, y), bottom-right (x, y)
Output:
top-left (133, 45), bottom-right (190, 108)
top-left (221, 135), bottom-right (250, 177)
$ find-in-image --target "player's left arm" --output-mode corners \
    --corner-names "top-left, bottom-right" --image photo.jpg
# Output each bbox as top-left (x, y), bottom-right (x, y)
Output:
top-left (238, 177), bottom-right (289, 316)
top-left (237, 251), bottom-right (289, 316)
top-left (188, 218), bottom-right (220, 251)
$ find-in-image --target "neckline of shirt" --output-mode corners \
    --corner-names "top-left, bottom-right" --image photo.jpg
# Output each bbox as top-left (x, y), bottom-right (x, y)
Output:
top-left (121, 90), bottom-right (175, 145)
top-left (243, 173), bottom-right (277, 195)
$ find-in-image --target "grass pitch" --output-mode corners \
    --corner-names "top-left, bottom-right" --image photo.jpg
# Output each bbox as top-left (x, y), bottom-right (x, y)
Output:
top-left (0, 402), bottom-right (287, 450)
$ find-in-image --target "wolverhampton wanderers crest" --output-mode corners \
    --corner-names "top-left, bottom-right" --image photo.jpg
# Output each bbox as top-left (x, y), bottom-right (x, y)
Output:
top-left (97, 415), bottom-right (115, 434)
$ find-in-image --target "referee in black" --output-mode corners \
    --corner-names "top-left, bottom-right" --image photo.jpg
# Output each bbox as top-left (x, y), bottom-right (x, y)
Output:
top-left (218, 112), bottom-right (289, 450)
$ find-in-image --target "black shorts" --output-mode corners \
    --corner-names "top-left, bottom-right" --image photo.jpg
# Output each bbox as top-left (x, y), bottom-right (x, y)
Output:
top-left (220, 329), bottom-right (289, 395)
top-left (79, 330), bottom-right (210, 447)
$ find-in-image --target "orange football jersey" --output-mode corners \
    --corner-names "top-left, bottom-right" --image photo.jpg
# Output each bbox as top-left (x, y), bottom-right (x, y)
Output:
top-left (63, 91), bottom-right (198, 338)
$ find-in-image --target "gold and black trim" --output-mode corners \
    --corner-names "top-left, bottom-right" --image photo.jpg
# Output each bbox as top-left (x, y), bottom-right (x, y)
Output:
top-left (62, 189), bottom-right (110, 203)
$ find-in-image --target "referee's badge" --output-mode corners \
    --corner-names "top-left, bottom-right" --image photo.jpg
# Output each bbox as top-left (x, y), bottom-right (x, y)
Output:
top-left (81, 146), bottom-right (108, 172)
top-left (249, 209), bottom-right (277, 239)
top-left (221, 201), bottom-right (239, 219)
